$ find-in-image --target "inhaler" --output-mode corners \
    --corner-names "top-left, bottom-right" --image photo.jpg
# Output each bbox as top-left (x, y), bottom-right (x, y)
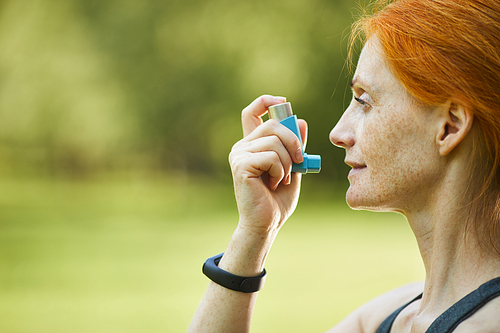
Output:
top-left (268, 102), bottom-right (321, 174)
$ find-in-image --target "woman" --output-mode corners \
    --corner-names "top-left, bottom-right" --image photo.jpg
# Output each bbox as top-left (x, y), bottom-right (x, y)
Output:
top-left (188, 0), bottom-right (500, 331)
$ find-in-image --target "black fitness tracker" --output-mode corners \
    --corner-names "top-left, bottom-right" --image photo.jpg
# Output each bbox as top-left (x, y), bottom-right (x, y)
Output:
top-left (202, 253), bottom-right (267, 293)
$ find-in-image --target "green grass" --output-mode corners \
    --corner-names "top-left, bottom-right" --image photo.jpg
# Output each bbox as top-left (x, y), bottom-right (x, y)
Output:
top-left (0, 175), bottom-right (424, 332)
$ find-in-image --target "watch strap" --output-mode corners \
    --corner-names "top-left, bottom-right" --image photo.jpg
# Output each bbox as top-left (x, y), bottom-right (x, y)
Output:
top-left (202, 253), bottom-right (266, 293)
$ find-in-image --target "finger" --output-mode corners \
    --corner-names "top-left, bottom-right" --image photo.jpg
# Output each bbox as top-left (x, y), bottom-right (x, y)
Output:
top-left (242, 95), bottom-right (287, 137)
top-left (235, 150), bottom-right (285, 190)
top-left (247, 135), bottom-right (293, 175)
top-left (256, 151), bottom-right (286, 191)
top-left (297, 119), bottom-right (308, 150)
top-left (245, 119), bottom-right (303, 164)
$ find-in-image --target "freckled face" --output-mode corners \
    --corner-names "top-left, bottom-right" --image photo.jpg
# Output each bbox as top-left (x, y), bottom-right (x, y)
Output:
top-left (330, 37), bottom-right (444, 213)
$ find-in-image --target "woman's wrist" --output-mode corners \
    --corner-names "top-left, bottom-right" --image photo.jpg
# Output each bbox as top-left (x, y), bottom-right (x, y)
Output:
top-left (218, 224), bottom-right (277, 277)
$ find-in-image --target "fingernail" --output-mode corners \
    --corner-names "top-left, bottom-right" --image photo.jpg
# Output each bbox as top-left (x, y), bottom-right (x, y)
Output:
top-left (296, 148), bottom-right (303, 163)
top-left (274, 96), bottom-right (286, 102)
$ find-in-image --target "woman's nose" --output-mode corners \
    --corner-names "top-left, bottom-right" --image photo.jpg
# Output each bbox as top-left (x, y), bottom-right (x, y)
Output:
top-left (330, 110), bottom-right (355, 149)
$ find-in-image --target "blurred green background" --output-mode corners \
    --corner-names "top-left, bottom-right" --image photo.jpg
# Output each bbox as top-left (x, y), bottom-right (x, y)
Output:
top-left (0, 0), bottom-right (424, 332)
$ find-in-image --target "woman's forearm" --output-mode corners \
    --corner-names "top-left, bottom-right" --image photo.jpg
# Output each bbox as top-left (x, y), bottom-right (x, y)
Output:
top-left (187, 225), bottom-right (276, 333)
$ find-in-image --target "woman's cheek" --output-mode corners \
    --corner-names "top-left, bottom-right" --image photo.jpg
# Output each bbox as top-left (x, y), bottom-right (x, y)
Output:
top-left (350, 116), bottom-right (410, 208)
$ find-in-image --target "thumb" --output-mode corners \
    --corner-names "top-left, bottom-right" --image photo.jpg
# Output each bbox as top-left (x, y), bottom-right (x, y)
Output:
top-left (297, 119), bottom-right (308, 150)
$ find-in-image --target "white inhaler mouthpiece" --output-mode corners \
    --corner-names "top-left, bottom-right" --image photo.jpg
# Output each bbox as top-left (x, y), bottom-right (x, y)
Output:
top-left (268, 102), bottom-right (321, 174)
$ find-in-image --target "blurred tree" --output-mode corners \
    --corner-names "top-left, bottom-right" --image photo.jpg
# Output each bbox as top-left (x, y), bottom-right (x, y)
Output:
top-left (0, 0), bottom-right (135, 176)
top-left (0, 0), bottom-right (359, 182)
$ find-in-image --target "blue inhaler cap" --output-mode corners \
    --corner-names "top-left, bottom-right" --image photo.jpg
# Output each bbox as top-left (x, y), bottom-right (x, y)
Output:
top-left (268, 102), bottom-right (321, 174)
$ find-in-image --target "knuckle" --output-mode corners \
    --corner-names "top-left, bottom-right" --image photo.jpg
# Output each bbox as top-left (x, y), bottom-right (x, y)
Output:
top-left (259, 94), bottom-right (271, 104)
top-left (229, 141), bottom-right (241, 154)
top-left (269, 134), bottom-right (281, 146)
top-left (269, 150), bottom-right (281, 164)
top-left (267, 119), bottom-right (279, 126)
top-left (228, 149), bottom-right (236, 164)
top-left (229, 154), bottom-right (247, 175)
top-left (241, 107), bottom-right (250, 119)
top-left (229, 141), bottom-right (245, 163)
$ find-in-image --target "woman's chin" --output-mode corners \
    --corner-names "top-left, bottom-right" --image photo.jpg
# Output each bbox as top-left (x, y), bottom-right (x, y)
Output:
top-left (345, 188), bottom-right (364, 209)
top-left (345, 188), bottom-right (385, 211)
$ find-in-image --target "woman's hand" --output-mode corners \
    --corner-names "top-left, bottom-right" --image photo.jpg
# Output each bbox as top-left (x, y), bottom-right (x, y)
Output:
top-left (187, 95), bottom-right (308, 333)
top-left (229, 95), bottom-right (308, 236)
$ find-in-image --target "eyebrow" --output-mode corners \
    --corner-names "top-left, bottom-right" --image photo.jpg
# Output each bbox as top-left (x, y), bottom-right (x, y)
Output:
top-left (350, 76), bottom-right (377, 95)
top-left (350, 76), bottom-right (365, 88)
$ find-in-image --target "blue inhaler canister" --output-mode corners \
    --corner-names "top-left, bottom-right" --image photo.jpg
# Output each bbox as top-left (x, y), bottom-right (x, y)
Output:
top-left (268, 102), bottom-right (321, 174)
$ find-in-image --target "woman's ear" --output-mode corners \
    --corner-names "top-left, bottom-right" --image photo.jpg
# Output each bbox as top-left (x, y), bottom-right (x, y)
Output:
top-left (436, 102), bottom-right (474, 156)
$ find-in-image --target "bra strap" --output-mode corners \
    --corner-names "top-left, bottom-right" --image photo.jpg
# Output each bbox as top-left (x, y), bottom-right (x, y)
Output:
top-left (375, 293), bottom-right (423, 333)
top-left (426, 276), bottom-right (500, 333)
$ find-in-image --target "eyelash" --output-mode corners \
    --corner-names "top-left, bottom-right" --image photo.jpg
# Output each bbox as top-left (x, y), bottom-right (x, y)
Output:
top-left (354, 96), bottom-right (367, 105)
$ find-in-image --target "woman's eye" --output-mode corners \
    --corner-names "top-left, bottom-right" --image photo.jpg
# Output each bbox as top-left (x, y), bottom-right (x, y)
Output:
top-left (354, 96), bottom-right (367, 105)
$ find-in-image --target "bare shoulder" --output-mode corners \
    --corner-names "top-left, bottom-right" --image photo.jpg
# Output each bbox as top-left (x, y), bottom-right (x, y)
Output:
top-left (326, 282), bottom-right (424, 333)
top-left (454, 296), bottom-right (500, 333)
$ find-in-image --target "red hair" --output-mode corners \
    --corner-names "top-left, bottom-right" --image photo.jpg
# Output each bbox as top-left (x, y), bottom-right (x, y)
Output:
top-left (350, 0), bottom-right (500, 254)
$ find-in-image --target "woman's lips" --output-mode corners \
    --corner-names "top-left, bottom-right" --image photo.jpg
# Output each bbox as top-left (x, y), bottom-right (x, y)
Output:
top-left (345, 160), bottom-right (367, 177)
top-left (348, 166), bottom-right (366, 177)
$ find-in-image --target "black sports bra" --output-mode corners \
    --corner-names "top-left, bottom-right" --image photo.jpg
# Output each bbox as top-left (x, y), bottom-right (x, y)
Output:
top-left (375, 277), bottom-right (500, 333)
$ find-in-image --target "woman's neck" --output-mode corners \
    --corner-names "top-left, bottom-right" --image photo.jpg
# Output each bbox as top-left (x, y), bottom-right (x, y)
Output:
top-left (405, 179), bottom-right (500, 315)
